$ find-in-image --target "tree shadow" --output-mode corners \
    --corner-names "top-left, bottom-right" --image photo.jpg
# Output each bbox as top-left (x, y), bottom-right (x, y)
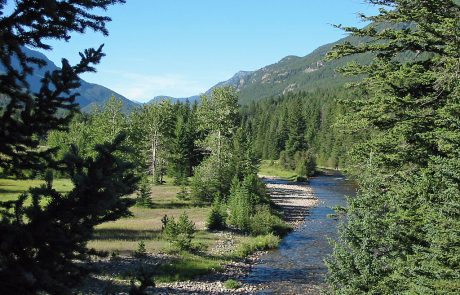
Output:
top-left (92, 228), bottom-right (162, 241)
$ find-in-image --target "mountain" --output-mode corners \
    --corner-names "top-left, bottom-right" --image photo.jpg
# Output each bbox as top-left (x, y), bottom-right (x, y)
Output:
top-left (206, 23), bottom-right (420, 104)
top-left (208, 35), bottom-right (372, 104)
top-left (0, 47), bottom-right (138, 112)
top-left (147, 95), bottom-right (200, 105)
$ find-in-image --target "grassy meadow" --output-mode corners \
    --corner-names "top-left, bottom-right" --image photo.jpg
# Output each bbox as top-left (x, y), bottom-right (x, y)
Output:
top-left (0, 176), bottom-right (281, 284)
top-left (258, 160), bottom-right (298, 180)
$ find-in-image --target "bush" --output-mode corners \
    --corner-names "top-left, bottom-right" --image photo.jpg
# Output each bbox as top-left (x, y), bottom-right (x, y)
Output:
top-left (133, 241), bottom-right (147, 258)
top-left (206, 197), bottom-right (227, 230)
top-left (163, 212), bottom-right (196, 251)
top-left (227, 187), bottom-right (252, 232)
top-left (176, 185), bottom-right (190, 201)
top-left (129, 266), bottom-right (155, 295)
top-left (234, 234), bottom-right (281, 258)
top-left (136, 181), bottom-right (154, 208)
top-left (224, 279), bottom-right (240, 289)
top-left (190, 157), bottom-right (221, 204)
top-left (250, 206), bottom-right (291, 236)
top-left (294, 150), bottom-right (316, 177)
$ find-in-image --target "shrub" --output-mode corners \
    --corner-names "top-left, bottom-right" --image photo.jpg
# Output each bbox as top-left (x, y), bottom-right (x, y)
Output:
top-left (250, 206), bottom-right (291, 236)
top-left (190, 157), bottom-right (221, 204)
top-left (133, 241), bottom-right (147, 258)
top-left (234, 234), bottom-right (281, 258)
top-left (176, 185), bottom-right (190, 201)
top-left (224, 279), bottom-right (240, 289)
top-left (206, 197), bottom-right (227, 230)
top-left (227, 187), bottom-right (252, 232)
top-left (136, 181), bottom-right (154, 208)
top-left (294, 150), bottom-right (316, 177)
top-left (128, 266), bottom-right (155, 295)
top-left (163, 212), bottom-right (196, 251)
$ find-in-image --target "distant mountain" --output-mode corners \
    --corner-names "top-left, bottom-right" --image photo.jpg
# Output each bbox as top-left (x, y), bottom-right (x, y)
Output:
top-left (206, 35), bottom-right (372, 104)
top-left (147, 95), bottom-right (200, 105)
top-left (151, 34), bottom-right (369, 105)
top-left (206, 23), bottom-right (416, 104)
top-left (0, 47), bottom-right (138, 112)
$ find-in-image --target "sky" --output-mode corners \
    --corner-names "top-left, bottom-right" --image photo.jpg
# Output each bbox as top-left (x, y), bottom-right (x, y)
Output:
top-left (34, 0), bottom-right (379, 103)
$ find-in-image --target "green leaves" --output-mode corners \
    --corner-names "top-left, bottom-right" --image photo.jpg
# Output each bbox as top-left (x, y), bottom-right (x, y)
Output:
top-left (326, 1), bottom-right (460, 293)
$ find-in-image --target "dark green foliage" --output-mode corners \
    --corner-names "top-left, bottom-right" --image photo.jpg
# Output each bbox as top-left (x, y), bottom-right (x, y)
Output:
top-left (133, 241), bottom-right (148, 258)
top-left (0, 134), bottom-right (137, 294)
top-left (250, 206), bottom-right (291, 236)
top-left (206, 197), bottom-right (227, 231)
top-left (136, 181), bottom-right (154, 208)
top-left (0, 1), bottom-right (132, 294)
top-left (43, 169), bottom-right (54, 190)
top-left (242, 89), bottom-right (354, 170)
top-left (163, 212), bottom-right (196, 251)
top-left (326, 1), bottom-right (460, 293)
top-left (170, 102), bottom-right (199, 182)
top-left (0, 0), bottom-right (125, 175)
top-left (128, 266), bottom-right (155, 295)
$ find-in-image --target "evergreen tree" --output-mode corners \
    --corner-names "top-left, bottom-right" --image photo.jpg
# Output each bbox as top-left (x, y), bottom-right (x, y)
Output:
top-left (0, 1), bottom-right (136, 293)
top-left (326, 1), bottom-right (460, 293)
top-left (169, 102), bottom-right (196, 183)
top-left (285, 97), bottom-right (306, 156)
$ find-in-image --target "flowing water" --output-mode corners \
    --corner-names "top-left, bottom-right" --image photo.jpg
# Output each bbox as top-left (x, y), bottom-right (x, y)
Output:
top-left (244, 171), bottom-right (356, 294)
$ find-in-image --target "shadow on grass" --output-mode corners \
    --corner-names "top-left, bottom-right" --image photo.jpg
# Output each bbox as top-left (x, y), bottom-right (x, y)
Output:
top-left (150, 202), bottom-right (193, 209)
top-left (93, 229), bottom-right (162, 241)
top-left (153, 255), bottom-right (223, 283)
top-left (0, 188), bottom-right (27, 194)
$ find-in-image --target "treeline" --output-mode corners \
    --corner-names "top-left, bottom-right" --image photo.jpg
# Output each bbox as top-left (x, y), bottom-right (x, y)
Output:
top-left (48, 96), bottom-right (201, 185)
top-left (47, 87), bottom-right (288, 237)
top-left (242, 88), bottom-right (355, 172)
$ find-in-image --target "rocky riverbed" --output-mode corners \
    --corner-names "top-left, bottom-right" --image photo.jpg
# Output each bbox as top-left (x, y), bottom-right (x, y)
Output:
top-left (261, 176), bottom-right (319, 228)
top-left (78, 177), bottom-right (318, 294)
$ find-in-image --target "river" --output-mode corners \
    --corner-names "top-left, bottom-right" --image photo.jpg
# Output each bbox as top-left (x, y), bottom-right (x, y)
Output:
top-left (244, 172), bottom-right (356, 294)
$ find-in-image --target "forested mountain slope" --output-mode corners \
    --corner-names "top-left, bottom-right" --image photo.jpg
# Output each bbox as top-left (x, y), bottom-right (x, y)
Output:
top-left (212, 34), bottom-right (373, 104)
top-left (0, 47), bottom-right (137, 112)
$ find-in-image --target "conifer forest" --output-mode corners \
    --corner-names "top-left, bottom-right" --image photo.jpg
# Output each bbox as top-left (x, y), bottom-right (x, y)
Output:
top-left (0, 0), bottom-right (459, 294)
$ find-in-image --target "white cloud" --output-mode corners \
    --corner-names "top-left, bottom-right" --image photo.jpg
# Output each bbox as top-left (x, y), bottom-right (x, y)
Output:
top-left (96, 71), bottom-right (207, 103)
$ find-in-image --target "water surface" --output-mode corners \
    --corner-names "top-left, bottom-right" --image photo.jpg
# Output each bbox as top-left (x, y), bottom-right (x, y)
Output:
top-left (245, 172), bottom-right (355, 294)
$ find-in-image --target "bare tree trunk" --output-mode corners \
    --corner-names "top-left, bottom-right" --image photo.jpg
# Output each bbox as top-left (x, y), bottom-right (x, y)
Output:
top-left (151, 131), bottom-right (158, 183)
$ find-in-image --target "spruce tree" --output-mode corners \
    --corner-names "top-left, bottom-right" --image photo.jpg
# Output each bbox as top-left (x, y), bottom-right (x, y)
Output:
top-left (326, 1), bottom-right (460, 293)
top-left (0, 1), bottom-right (138, 294)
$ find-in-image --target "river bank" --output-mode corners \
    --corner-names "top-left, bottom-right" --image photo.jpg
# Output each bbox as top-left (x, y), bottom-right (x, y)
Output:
top-left (76, 177), bottom-right (320, 294)
top-left (154, 177), bottom-right (319, 294)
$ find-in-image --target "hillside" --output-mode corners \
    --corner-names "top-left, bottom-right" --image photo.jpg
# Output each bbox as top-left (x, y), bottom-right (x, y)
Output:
top-left (0, 47), bottom-right (138, 112)
top-left (201, 30), bottom-right (381, 104)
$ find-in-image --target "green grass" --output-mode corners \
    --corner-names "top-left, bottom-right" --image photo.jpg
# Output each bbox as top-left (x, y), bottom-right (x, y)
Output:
top-left (258, 160), bottom-right (298, 180)
top-left (233, 233), bottom-right (281, 258)
top-left (0, 176), bottom-right (285, 285)
top-left (0, 178), bottom-right (73, 202)
top-left (224, 279), bottom-right (240, 289)
top-left (153, 253), bottom-right (223, 282)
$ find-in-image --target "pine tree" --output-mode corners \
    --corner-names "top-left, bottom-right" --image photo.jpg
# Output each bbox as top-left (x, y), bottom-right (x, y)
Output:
top-left (0, 1), bottom-right (137, 293)
top-left (285, 97), bottom-right (307, 157)
top-left (326, 1), bottom-right (460, 293)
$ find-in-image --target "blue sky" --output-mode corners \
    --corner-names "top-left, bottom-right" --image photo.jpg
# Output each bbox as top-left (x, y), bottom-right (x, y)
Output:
top-left (36, 0), bottom-right (378, 102)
